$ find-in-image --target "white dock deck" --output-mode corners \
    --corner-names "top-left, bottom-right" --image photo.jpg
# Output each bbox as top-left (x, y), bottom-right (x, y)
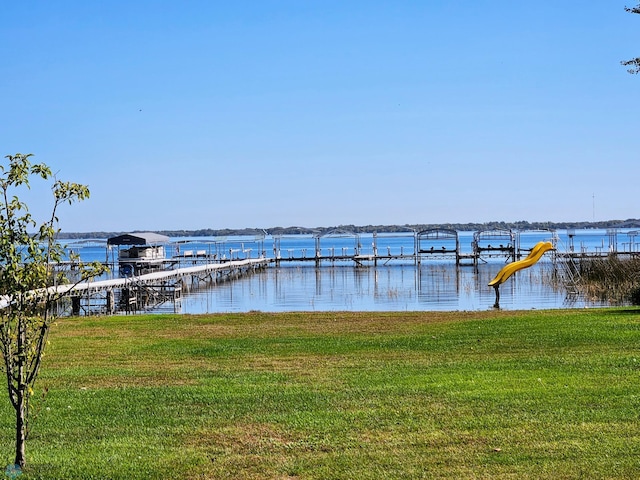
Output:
top-left (0, 258), bottom-right (269, 309)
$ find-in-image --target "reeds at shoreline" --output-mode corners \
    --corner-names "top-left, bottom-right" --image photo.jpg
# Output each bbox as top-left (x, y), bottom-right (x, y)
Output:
top-left (578, 256), bottom-right (640, 304)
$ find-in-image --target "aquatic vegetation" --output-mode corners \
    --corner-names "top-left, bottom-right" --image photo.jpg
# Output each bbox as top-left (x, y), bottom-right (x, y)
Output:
top-left (577, 256), bottom-right (640, 304)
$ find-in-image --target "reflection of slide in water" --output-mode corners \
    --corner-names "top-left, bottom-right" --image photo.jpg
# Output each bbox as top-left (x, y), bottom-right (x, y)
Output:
top-left (488, 241), bottom-right (554, 288)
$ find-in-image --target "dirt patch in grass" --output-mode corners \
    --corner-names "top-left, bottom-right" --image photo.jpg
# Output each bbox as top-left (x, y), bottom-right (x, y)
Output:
top-left (185, 422), bottom-right (311, 479)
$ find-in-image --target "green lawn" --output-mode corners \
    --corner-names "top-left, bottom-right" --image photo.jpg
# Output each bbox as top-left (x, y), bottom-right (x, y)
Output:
top-left (0, 309), bottom-right (639, 479)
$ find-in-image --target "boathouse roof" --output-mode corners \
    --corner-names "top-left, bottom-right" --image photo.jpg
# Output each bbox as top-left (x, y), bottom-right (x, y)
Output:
top-left (107, 232), bottom-right (170, 246)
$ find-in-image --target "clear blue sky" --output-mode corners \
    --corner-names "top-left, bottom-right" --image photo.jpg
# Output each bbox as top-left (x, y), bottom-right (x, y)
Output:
top-left (1, 1), bottom-right (638, 232)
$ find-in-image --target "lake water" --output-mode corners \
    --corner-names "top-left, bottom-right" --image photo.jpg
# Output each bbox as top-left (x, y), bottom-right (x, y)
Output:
top-left (179, 261), bottom-right (577, 313)
top-left (67, 229), bottom-right (636, 313)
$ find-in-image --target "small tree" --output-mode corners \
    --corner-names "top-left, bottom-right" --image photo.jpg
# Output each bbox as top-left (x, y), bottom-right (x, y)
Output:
top-left (0, 153), bottom-right (104, 469)
top-left (622, 4), bottom-right (640, 73)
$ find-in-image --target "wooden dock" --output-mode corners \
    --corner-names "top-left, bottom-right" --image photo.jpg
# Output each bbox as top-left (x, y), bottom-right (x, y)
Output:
top-left (4, 258), bottom-right (269, 316)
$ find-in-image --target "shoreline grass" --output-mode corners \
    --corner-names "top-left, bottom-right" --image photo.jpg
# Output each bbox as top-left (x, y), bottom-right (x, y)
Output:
top-left (1, 309), bottom-right (639, 479)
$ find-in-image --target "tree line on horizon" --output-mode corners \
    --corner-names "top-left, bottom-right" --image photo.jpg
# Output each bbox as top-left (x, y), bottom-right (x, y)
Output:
top-left (57, 218), bottom-right (640, 239)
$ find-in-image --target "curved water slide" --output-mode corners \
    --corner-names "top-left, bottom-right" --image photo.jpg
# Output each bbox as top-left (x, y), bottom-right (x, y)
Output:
top-left (488, 241), bottom-right (554, 288)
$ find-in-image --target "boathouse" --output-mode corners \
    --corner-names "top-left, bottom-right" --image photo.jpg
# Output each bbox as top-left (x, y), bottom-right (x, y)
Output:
top-left (107, 232), bottom-right (170, 276)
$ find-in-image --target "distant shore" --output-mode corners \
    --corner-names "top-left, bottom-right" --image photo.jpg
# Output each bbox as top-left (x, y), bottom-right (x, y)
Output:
top-left (58, 218), bottom-right (640, 240)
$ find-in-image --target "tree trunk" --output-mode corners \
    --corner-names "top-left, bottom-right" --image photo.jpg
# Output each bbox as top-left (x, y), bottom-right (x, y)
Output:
top-left (14, 318), bottom-right (27, 468)
top-left (14, 388), bottom-right (26, 468)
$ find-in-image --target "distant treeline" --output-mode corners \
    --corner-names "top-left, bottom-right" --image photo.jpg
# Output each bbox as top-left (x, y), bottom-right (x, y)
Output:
top-left (57, 219), bottom-right (640, 239)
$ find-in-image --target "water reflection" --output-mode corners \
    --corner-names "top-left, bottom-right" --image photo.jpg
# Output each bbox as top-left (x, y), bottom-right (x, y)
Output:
top-left (173, 259), bottom-right (597, 314)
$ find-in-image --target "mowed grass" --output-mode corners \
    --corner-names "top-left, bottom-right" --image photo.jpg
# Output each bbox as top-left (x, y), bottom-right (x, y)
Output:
top-left (0, 309), bottom-right (639, 479)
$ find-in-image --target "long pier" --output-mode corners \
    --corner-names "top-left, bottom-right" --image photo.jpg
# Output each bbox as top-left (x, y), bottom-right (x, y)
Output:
top-left (269, 228), bottom-right (640, 267)
top-left (49, 258), bottom-right (268, 316)
top-left (269, 229), bottom-right (520, 267)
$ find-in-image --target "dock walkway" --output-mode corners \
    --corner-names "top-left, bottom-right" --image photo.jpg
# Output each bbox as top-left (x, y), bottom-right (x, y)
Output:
top-left (0, 258), bottom-right (269, 315)
top-left (74, 258), bottom-right (267, 294)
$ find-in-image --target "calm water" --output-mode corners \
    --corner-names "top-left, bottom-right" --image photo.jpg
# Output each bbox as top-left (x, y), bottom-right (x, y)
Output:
top-left (67, 229), bottom-right (634, 313)
top-left (178, 261), bottom-right (582, 313)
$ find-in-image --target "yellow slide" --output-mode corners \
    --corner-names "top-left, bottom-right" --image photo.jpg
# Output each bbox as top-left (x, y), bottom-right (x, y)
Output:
top-left (488, 241), bottom-right (554, 287)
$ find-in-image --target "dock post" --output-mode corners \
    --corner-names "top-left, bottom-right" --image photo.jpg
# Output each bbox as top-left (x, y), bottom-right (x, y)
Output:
top-left (373, 232), bottom-right (378, 267)
top-left (106, 290), bottom-right (115, 314)
top-left (71, 296), bottom-right (81, 316)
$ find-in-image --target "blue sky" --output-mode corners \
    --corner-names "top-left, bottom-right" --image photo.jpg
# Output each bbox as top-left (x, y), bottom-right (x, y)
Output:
top-left (1, 1), bottom-right (639, 232)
